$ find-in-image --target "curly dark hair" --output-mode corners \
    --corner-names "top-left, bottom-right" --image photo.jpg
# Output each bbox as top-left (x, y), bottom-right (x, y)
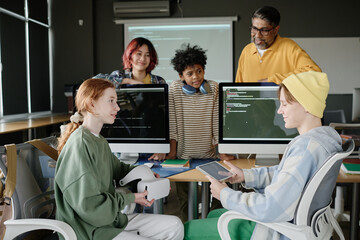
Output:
top-left (171, 44), bottom-right (207, 75)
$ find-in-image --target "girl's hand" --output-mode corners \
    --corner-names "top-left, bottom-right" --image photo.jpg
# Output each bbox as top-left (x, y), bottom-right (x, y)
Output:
top-left (122, 78), bottom-right (144, 84)
top-left (148, 153), bottom-right (166, 161)
top-left (134, 190), bottom-right (154, 207)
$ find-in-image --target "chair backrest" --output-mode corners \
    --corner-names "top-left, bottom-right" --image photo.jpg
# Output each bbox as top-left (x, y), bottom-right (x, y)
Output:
top-left (294, 139), bottom-right (355, 226)
top-left (329, 123), bottom-right (360, 156)
top-left (0, 136), bottom-right (57, 220)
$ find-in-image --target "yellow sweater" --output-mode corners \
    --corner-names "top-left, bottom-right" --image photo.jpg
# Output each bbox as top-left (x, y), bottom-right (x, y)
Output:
top-left (235, 35), bottom-right (321, 84)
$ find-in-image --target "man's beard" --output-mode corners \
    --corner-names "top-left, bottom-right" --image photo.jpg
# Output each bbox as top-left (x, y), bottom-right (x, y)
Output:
top-left (251, 36), bottom-right (275, 50)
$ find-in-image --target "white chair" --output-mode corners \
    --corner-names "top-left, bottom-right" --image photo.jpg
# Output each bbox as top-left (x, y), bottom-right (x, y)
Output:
top-left (0, 137), bottom-right (76, 240)
top-left (217, 139), bottom-right (355, 240)
top-left (329, 123), bottom-right (360, 222)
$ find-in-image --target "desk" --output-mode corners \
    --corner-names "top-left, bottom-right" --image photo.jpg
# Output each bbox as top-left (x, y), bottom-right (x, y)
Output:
top-left (168, 159), bottom-right (360, 240)
top-left (337, 170), bottom-right (360, 240)
top-left (168, 159), bottom-right (254, 182)
top-left (0, 114), bottom-right (70, 140)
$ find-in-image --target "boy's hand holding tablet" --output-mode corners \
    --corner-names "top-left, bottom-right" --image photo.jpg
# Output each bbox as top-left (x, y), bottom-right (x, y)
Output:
top-left (196, 161), bottom-right (233, 181)
top-left (198, 160), bottom-right (245, 200)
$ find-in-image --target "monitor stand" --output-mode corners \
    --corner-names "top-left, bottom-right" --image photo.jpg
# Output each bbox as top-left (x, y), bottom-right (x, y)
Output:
top-left (118, 152), bottom-right (139, 165)
top-left (255, 154), bottom-right (280, 167)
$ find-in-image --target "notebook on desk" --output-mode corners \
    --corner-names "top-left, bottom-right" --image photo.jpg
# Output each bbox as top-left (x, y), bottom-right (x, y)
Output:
top-left (135, 157), bottom-right (218, 178)
top-left (341, 158), bottom-right (360, 174)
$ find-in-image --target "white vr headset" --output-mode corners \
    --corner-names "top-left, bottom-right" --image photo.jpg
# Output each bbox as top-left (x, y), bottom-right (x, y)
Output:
top-left (119, 165), bottom-right (170, 200)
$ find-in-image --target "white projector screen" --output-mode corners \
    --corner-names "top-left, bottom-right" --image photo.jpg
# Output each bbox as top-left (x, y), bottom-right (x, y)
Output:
top-left (123, 17), bottom-right (235, 83)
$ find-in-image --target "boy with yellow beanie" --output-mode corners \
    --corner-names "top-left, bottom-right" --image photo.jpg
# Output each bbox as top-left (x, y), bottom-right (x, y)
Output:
top-left (281, 71), bottom-right (329, 118)
top-left (184, 71), bottom-right (343, 240)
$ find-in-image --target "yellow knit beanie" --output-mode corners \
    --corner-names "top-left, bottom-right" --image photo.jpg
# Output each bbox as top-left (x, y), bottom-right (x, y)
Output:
top-left (282, 71), bottom-right (329, 118)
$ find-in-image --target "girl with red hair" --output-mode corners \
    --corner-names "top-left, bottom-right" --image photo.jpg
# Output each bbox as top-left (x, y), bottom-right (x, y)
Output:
top-left (94, 37), bottom-right (165, 87)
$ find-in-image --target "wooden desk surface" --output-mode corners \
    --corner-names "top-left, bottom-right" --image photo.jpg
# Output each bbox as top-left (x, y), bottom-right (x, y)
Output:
top-left (168, 158), bottom-right (360, 183)
top-left (168, 159), bottom-right (256, 182)
top-left (337, 169), bottom-right (360, 183)
top-left (0, 114), bottom-right (70, 134)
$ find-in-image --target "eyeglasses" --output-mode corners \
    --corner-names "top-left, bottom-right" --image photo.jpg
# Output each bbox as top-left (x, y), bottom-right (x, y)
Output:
top-left (249, 26), bottom-right (274, 36)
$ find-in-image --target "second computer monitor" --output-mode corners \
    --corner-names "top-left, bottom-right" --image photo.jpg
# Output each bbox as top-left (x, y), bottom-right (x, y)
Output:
top-left (218, 83), bottom-right (298, 164)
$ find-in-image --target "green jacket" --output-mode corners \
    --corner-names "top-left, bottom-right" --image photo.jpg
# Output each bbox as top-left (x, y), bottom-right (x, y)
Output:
top-left (55, 126), bottom-right (135, 240)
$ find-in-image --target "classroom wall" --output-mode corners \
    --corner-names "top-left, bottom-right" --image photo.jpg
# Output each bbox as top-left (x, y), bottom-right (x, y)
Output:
top-left (51, 0), bottom-right (95, 113)
top-left (291, 37), bottom-right (360, 94)
top-left (51, 0), bottom-right (360, 115)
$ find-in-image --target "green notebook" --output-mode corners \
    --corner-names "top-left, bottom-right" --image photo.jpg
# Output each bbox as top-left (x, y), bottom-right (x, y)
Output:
top-left (161, 159), bottom-right (190, 168)
top-left (341, 158), bottom-right (360, 174)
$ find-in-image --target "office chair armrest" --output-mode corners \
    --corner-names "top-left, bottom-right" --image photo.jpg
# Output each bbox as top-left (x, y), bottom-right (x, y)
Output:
top-left (4, 219), bottom-right (77, 240)
top-left (217, 210), bottom-right (311, 240)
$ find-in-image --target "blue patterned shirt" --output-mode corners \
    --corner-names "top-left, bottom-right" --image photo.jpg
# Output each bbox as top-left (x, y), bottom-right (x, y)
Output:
top-left (93, 70), bottom-right (166, 88)
top-left (220, 126), bottom-right (342, 240)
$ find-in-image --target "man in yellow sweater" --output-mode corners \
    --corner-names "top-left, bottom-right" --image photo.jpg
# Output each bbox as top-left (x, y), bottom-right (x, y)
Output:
top-left (235, 6), bottom-right (321, 84)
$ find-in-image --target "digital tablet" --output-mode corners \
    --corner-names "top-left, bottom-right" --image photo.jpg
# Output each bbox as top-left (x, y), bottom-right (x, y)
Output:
top-left (196, 161), bottom-right (232, 181)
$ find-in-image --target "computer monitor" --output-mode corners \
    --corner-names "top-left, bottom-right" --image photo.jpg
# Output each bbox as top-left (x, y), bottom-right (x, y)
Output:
top-left (352, 88), bottom-right (360, 122)
top-left (101, 84), bottom-right (170, 162)
top-left (218, 83), bottom-right (298, 165)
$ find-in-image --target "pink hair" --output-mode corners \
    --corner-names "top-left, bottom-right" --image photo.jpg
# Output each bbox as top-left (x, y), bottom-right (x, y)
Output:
top-left (122, 37), bottom-right (158, 73)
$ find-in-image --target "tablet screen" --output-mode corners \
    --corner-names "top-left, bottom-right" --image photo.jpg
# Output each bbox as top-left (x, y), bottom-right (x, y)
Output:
top-left (196, 161), bottom-right (232, 181)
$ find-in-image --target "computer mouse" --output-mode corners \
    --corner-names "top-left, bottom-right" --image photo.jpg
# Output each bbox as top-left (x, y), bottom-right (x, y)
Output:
top-left (144, 162), bottom-right (154, 168)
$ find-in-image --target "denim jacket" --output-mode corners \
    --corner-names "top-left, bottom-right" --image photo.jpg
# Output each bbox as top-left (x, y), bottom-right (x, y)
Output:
top-left (93, 70), bottom-right (166, 88)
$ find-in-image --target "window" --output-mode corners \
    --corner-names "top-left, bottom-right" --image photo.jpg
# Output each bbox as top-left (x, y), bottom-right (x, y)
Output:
top-left (0, 0), bottom-right (51, 118)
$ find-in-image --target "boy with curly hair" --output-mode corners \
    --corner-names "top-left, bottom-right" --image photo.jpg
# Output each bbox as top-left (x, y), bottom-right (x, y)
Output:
top-left (168, 44), bottom-right (233, 222)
